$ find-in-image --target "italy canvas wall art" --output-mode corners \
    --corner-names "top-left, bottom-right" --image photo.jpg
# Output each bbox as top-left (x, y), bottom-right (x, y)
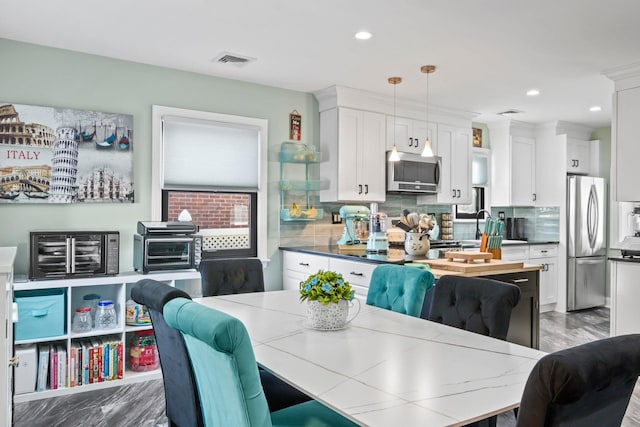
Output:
top-left (0, 102), bottom-right (134, 204)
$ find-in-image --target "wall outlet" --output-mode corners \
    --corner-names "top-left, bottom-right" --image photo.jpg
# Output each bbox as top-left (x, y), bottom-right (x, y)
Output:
top-left (331, 212), bottom-right (342, 224)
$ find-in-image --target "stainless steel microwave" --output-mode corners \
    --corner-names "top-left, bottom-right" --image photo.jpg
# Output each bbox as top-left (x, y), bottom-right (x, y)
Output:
top-left (386, 151), bottom-right (441, 194)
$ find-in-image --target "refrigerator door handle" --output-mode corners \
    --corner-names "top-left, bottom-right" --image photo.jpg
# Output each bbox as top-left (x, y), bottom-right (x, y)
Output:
top-left (579, 258), bottom-right (604, 265)
top-left (587, 184), bottom-right (598, 249)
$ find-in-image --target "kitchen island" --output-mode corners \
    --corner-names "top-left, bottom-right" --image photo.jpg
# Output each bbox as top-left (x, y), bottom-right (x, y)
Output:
top-left (281, 246), bottom-right (542, 348)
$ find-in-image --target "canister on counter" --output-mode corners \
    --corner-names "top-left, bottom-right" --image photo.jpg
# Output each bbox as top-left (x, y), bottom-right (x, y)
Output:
top-left (126, 300), bottom-right (151, 326)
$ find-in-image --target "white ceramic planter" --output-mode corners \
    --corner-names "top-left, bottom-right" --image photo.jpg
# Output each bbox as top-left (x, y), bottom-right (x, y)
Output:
top-left (306, 299), bottom-right (360, 330)
top-left (405, 232), bottom-right (430, 256)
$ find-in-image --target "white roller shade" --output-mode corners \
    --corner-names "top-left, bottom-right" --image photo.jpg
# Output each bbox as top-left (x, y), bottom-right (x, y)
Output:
top-left (162, 116), bottom-right (260, 189)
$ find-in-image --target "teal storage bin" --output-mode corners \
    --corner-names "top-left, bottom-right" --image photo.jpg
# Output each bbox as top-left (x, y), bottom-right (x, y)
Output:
top-left (14, 289), bottom-right (66, 341)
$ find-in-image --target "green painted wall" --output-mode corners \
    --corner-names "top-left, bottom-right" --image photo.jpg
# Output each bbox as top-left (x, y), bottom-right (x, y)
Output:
top-left (0, 38), bottom-right (319, 288)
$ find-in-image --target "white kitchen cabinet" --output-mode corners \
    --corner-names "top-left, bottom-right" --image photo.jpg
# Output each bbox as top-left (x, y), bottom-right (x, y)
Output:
top-left (417, 125), bottom-right (471, 205)
top-left (282, 251), bottom-right (329, 291)
top-left (610, 260), bottom-right (640, 336)
top-left (320, 107), bottom-right (386, 202)
top-left (10, 270), bottom-right (200, 404)
top-left (282, 250), bottom-right (376, 300)
top-left (566, 138), bottom-right (590, 174)
top-left (529, 244), bottom-right (559, 307)
top-left (490, 122), bottom-right (536, 207)
top-left (613, 86), bottom-right (640, 201)
top-left (385, 116), bottom-right (437, 155)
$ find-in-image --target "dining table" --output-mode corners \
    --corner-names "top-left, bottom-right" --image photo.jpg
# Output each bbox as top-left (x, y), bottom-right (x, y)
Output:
top-left (196, 290), bottom-right (546, 427)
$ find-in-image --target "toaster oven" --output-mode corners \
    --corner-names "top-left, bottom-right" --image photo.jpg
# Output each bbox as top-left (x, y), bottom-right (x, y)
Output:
top-left (29, 231), bottom-right (120, 280)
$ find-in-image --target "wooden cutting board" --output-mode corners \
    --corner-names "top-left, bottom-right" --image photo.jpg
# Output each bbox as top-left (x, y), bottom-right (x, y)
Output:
top-left (413, 258), bottom-right (524, 273)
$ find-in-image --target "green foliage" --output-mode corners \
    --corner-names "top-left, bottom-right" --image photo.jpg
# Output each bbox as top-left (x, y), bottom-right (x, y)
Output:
top-left (299, 270), bottom-right (355, 306)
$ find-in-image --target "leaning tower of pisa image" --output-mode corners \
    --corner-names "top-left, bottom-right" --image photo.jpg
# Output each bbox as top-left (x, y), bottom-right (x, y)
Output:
top-left (49, 127), bottom-right (79, 203)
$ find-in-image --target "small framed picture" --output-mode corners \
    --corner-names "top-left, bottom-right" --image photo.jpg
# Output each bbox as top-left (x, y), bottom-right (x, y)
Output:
top-left (289, 110), bottom-right (301, 141)
top-left (472, 127), bottom-right (483, 147)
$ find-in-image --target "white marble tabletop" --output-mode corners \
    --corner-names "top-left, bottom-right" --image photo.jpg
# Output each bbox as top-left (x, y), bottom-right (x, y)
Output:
top-left (196, 290), bottom-right (546, 427)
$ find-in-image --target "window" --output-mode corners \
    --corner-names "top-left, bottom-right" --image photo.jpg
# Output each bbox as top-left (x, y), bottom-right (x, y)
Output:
top-left (152, 105), bottom-right (267, 260)
top-left (454, 186), bottom-right (486, 219)
top-left (162, 190), bottom-right (257, 258)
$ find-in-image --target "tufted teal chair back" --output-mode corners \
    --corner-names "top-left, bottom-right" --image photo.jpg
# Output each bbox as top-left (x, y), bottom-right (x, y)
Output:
top-left (366, 264), bottom-right (435, 317)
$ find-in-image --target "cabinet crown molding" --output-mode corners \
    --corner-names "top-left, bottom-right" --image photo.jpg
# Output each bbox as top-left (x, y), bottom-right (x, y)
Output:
top-left (313, 85), bottom-right (477, 126)
top-left (537, 120), bottom-right (595, 139)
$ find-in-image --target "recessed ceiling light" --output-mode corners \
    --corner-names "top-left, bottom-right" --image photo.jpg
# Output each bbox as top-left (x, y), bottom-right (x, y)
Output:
top-left (526, 89), bottom-right (540, 96)
top-left (355, 31), bottom-right (372, 40)
top-left (589, 105), bottom-right (602, 112)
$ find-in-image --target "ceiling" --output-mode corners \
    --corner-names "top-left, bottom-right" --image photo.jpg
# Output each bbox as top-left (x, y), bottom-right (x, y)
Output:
top-left (2, 0), bottom-right (640, 128)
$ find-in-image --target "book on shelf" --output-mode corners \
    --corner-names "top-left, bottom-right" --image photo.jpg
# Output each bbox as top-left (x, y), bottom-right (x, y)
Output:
top-left (36, 344), bottom-right (49, 392)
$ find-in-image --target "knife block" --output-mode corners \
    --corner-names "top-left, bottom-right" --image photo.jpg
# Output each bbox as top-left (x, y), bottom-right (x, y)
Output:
top-left (488, 248), bottom-right (502, 260)
top-left (480, 233), bottom-right (488, 252)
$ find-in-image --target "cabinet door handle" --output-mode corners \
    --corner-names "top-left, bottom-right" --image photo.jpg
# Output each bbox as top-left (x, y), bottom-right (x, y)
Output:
top-left (576, 159), bottom-right (580, 167)
top-left (452, 189), bottom-right (456, 197)
top-left (541, 250), bottom-right (548, 253)
top-left (358, 184), bottom-right (363, 194)
top-left (544, 263), bottom-right (549, 272)
top-left (364, 184), bottom-right (369, 194)
top-left (512, 278), bottom-right (529, 284)
top-left (457, 189), bottom-right (461, 198)
top-left (299, 262), bottom-right (310, 267)
top-left (532, 193), bottom-right (537, 201)
top-left (350, 271), bottom-right (364, 276)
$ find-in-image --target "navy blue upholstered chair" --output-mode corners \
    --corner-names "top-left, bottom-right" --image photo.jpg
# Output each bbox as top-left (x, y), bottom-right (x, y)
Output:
top-left (199, 258), bottom-right (265, 296)
top-left (516, 334), bottom-right (640, 427)
top-left (163, 297), bottom-right (358, 427)
top-left (131, 279), bottom-right (203, 427)
top-left (366, 264), bottom-right (435, 317)
top-left (199, 258), bottom-right (311, 411)
top-left (425, 275), bottom-right (521, 340)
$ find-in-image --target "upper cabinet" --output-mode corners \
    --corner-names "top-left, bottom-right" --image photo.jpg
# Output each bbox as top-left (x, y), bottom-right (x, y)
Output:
top-left (417, 125), bottom-right (471, 205)
top-left (385, 116), bottom-right (437, 155)
top-left (605, 64), bottom-right (640, 202)
top-left (490, 121), bottom-right (536, 207)
top-left (319, 107), bottom-right (386, 202)
top-left (614, 85), bottom-right (640, 201)
top-left (566, 138), bottom-right (591, 174)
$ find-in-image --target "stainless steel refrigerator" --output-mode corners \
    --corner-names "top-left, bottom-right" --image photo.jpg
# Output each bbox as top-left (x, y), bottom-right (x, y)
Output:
top-left (567, 175), bottom-right (607, 311)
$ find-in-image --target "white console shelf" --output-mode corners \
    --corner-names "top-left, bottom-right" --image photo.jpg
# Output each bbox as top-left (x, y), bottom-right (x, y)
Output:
top-left (13, 270), bottom-right (200, 403)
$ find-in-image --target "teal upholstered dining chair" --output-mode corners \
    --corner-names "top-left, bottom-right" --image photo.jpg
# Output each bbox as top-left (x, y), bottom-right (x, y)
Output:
top-left (163, 297), bottom-right (358, 427)
top-left (366, 264), bottom-right (435, 317)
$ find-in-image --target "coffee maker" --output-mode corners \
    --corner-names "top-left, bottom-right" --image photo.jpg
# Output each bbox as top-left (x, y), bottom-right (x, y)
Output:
top-left (337, 205), bottom-right (370, 245)
top-left (367, 203), bottom-right (389, 254)
top-left (621, 206), bottom-right (640, 257)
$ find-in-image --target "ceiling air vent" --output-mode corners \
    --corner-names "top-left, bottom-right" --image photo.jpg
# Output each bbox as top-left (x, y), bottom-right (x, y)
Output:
top-left (497, 109), bottom-right (524, 116)
top-left (213, 52), bottom-right (256, 67)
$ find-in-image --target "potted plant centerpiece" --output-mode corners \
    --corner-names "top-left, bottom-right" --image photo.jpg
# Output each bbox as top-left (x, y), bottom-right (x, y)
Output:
top-left (299, 270), bottom-right (359, 330)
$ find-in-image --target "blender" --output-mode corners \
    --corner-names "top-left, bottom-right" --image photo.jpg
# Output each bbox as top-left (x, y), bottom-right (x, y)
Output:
top-left (337, 205), bottom-right (370, 245)
top-left (366, 203), bottom-right (389, 254)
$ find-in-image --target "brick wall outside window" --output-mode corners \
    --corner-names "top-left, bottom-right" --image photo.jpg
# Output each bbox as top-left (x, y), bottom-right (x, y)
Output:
top-left (167, 192), bottom-right (249, 229)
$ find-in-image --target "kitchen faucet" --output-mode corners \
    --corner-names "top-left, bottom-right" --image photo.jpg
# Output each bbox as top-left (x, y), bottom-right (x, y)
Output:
top-left (475, 209), bottom-right (492, 240)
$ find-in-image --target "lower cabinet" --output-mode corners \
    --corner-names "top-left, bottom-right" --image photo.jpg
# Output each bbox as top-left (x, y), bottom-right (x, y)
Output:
top-left (610, 260), bottom-right (640, 336)
top-left (484, 270), bottom-right (540, 349)
top-left (12, 270), bottom-right (201, 403)
top-left (282, 251), bottom-right (377, 300)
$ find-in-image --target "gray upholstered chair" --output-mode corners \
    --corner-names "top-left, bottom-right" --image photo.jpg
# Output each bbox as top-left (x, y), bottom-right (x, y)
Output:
top-left (131, 279), bottom-right (203, 427)
top-left (199, 258), bottom-right (266, 296)
top-left (424, 275), bottom-right (521, 340)
top-left (516, 334), bottom-right (640, 427)
top-left (365, 264), bottom-right (435, 317)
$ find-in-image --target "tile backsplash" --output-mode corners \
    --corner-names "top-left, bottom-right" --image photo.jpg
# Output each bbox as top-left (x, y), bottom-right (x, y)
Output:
top-left (280, 195), bottom-right (560, 246)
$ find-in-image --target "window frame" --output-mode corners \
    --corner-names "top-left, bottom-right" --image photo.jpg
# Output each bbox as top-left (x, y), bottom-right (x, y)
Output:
top-left (151, 105), bottom-right (268, 261)
top-left (454, 186), bottom-right (486, 220)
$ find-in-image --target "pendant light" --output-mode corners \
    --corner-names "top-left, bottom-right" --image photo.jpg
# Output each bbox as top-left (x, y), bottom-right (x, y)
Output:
top-left (421, 65), bottom-right (436, 157)
top-left (388, 76), bottom-right (402, 162)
